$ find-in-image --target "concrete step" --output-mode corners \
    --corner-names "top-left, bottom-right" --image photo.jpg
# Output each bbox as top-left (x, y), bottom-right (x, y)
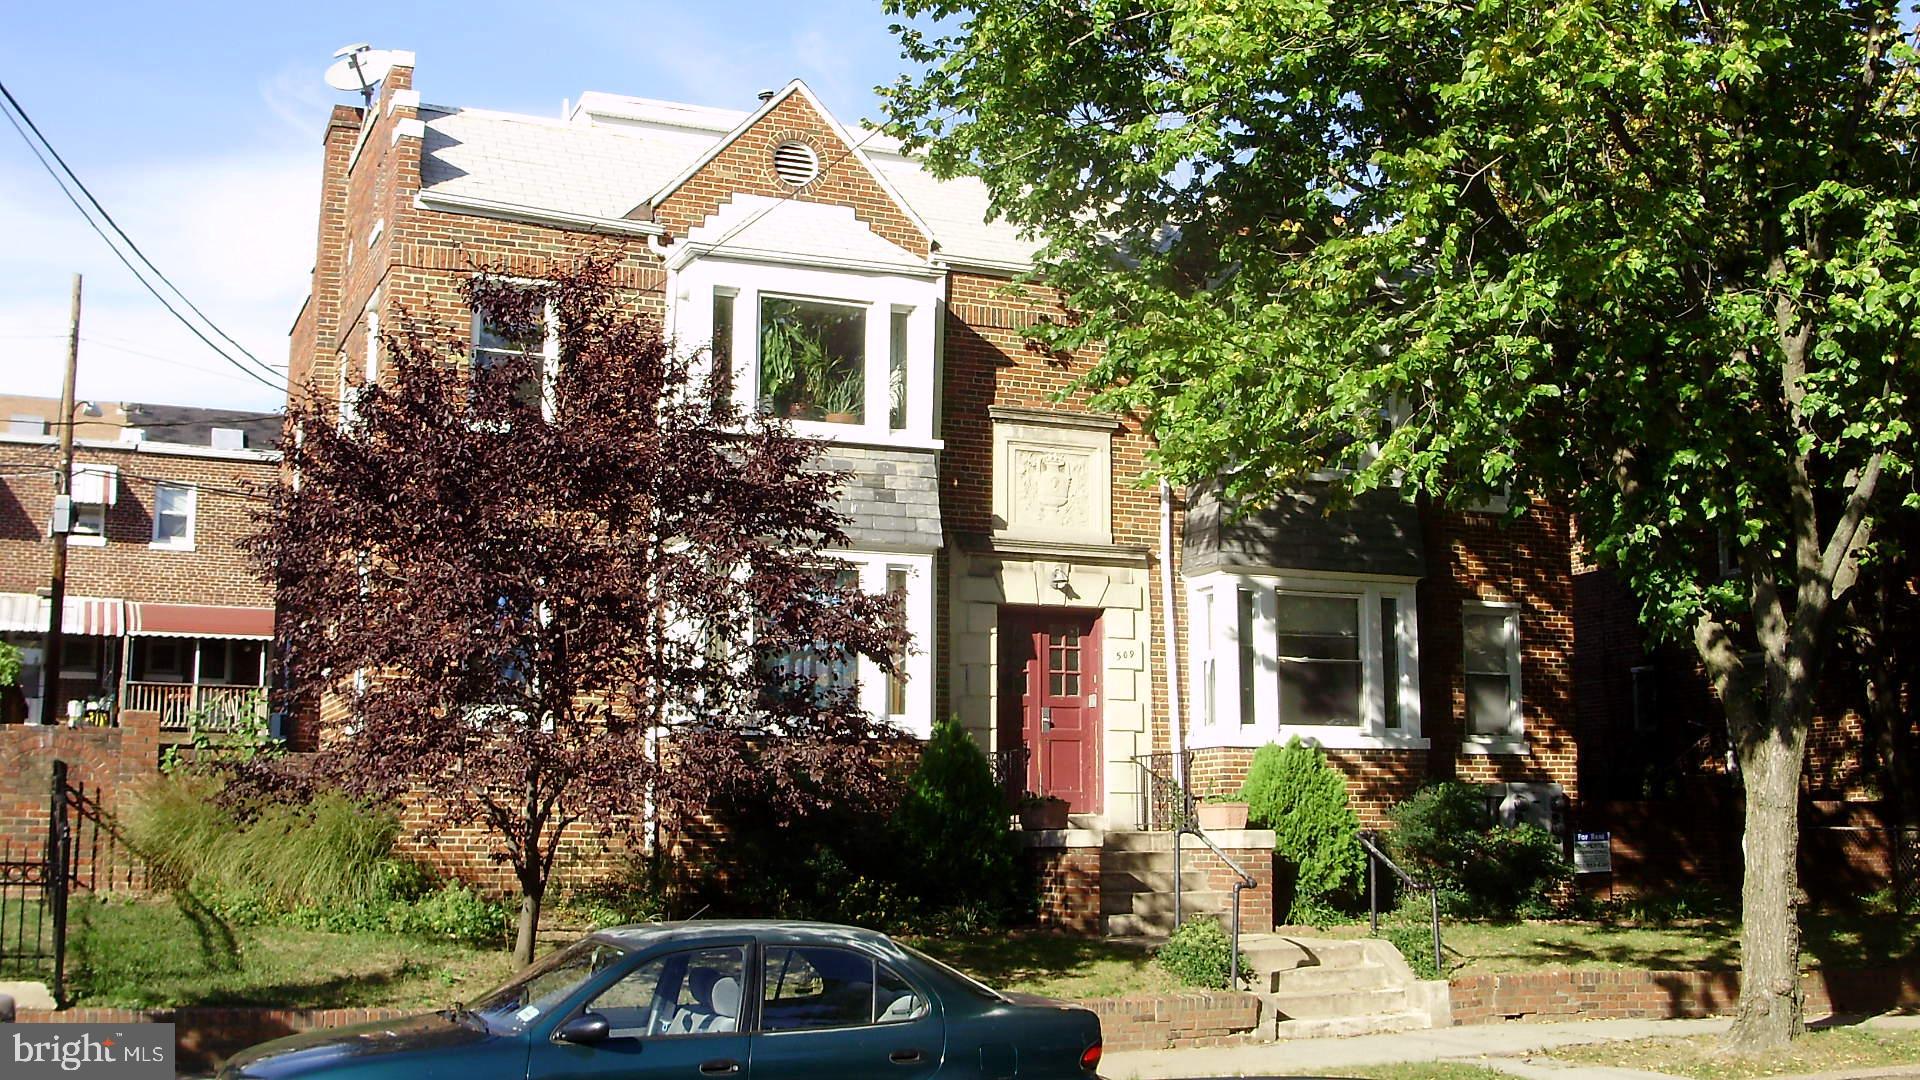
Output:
top-left (1261, 987), bottom-right (1410, 1021)
top-left (1098, 869), bottom-right (1213, 895)
top-left (1268, 1009), bottom-right (1434, 1041)
top-left (1108, 909), bottom-right (1230, 936)
top-left (1240, 935), bottom-right (1372, 972)
top-left (1100, 830), bottom-right (1177, 852)
top-left (1100, 889), bottom-right (1230, 917)
top-left (1267, 960), bottom-right (1399, 995)
top-left (1098, 850), bottom-right (1176, 875)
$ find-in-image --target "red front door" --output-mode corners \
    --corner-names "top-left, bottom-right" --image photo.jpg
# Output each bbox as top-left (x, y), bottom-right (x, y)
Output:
top-left (998, 609), bottom-right (1102, 813)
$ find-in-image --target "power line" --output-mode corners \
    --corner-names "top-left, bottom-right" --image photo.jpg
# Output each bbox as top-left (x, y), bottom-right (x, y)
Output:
top-left (0, 80), bottom-right (289, 394)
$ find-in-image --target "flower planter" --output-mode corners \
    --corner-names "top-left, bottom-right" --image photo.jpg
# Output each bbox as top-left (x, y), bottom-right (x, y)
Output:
top-left (1020, 798), bottom-right (1071, 831)
top-left (823, 412), bottom-right (860, 424)
top-left (1197, 801), bottom-right (1249, 831)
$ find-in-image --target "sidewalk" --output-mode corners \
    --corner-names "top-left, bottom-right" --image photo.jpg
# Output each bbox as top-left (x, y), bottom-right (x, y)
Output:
top-left (1101, 1015), bottom-right (1920, 1080)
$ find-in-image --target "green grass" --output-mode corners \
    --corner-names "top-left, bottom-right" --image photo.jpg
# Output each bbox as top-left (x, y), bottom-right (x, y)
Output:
top-left (1302, 911), bottom-right (1920, 974)
top-left (67, 896), bottom-right (518, 1010)
top-left (901, 930), bottom-right (1178, 1000)
top-left (1549, 1025), bottom-right (1920, 1079)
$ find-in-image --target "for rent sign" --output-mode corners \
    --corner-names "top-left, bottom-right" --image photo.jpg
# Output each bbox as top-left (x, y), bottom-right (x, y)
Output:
top-left (9, 1025), bottom-right (174, 1079)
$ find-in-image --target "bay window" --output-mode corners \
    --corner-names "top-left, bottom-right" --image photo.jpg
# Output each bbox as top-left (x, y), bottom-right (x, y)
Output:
top-left (752, 552), bottom-right (934, 737)
top-left (672, 256), bottom-right (942, 445)
top-left (1188, 572), bottom-right (1424, 748)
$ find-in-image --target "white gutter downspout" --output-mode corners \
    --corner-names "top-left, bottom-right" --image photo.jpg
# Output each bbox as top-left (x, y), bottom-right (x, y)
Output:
top-left (1158, 478), bottom-right (1186, 791)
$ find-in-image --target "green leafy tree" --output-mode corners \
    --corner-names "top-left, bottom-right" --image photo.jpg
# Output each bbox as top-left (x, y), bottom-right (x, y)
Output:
top-left (884, 0), bottom-right (1920, 1048)
top-left (1239, 739), bottom-right (1364, 917)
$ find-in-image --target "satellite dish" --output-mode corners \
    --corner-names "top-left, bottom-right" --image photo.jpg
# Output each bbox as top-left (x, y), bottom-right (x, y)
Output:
top-left (324, 44), bottom-right (397, 107)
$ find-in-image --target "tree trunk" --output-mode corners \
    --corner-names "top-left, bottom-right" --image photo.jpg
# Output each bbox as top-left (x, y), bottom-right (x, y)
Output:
top-left (1725, 719), bottom-right (1809, 1051)
top-left (513, 884), bottom-right (545, 967)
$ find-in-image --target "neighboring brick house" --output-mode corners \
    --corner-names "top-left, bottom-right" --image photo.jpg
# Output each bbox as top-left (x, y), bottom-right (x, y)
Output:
top-left (0, 399), bottom-right (279, 735)
top-left (289, 54), bottom-right (1580, 879)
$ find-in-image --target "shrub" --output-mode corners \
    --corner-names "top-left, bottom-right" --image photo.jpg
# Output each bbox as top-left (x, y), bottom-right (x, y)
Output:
top-left (555, 855), bottom-right (669, 929)
top-left (1387, 781), bottom-right (1573, 917)
top-left (1378, 923), bottom-right (1442, 980)
top-left (894, 716), bottom-right (1026, 922)
top-left (1155, 918), bottom-right (1249, 989)
top-left (1239, 739), bottom-right (1365, 916)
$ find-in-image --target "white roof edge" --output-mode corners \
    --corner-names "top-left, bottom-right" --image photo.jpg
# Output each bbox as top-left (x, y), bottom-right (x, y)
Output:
top-left (0, 432), bottom-right (281, 462)
top-left (933, 254), bottom-right (1036, 276)
top-left (642, 81), bottom-right (805, 208)
top-left (570, 91), bottom-right (747, 132)
top-left (670, 242), bottom-right (945, 279)
top-left (415, 191), bottom-right (666, 236)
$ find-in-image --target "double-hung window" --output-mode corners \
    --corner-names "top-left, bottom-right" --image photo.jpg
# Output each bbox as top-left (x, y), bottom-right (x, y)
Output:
top-left (151, 483), bottom-right (195, 549)
top-left (1462, 603), bottom-right (1523, 745)
top-left (471, 291), bottom-right (558, 421)
top-left (64, 463), bottom-right (116, 544)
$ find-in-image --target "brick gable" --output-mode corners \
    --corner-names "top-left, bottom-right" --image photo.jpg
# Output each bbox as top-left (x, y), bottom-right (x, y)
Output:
top-left (651, 90), bottom-right (931, 258)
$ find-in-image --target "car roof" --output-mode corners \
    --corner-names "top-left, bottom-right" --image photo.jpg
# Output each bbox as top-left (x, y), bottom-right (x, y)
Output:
top-left (589, 919), bottom-right (899, 952)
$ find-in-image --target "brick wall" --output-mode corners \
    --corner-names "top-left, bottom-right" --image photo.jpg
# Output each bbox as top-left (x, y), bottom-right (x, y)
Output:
top-left (1083, 991), bottom-right (1263, 1051)
top-left (652, 90), bottom-right (930, 257)
top-left (1028, 843), bottom-right (1102, 934)
top-left (0, 442), bottom-right (276, 605)
top-left (1205, 841), bottom-right (1275, 934)
top-left (0, 711), bottom-right (159, 885)
top-left (1449, 964), bottom-right (1920, 1024)
top-left (1188, 746), bottom-right (1431, 830)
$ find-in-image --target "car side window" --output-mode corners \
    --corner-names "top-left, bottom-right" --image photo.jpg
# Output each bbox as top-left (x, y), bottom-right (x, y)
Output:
top-left (876, 963), bottom-right (929, 1024)
top-left (761, 946), bottom-right (927, 1032)
top-left (587, 945), bottom-right (746, 1039)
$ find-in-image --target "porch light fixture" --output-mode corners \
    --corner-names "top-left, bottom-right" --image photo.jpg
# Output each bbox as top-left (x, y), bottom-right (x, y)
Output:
top-left (1049, 566), bottom-right (1071, 592)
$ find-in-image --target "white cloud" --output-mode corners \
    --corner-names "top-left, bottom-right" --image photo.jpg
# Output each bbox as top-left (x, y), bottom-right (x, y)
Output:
top-left (0, 142), bottom-right (314, 413)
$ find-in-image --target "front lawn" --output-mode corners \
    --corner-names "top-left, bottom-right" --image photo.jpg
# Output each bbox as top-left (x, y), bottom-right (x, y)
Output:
top-left (65, 898), bottom-right (1170, 1009)
top-left (1548, 1024), bottom-right (1920, 1079)
top-left (1303, 910), bottom-right (1920, 974)
top-left (67, 896), bottom-right (518, 1010)
top-left (906, 930), bottom-right (1175, 1000)
top-left (1328, 1067), bottom-right (1514, 1080)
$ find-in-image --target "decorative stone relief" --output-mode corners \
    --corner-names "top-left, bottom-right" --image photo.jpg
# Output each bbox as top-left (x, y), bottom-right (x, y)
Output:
top-left (992, 408), bottom-right (1115, 545)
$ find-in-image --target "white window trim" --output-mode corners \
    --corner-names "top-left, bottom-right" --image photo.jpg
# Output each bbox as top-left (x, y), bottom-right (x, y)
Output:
top-left (1461, 600), bottom-right (1527, 754)
top-left (149, 483), bottom-right (197, 551)
top-left (671, 255), bottom-right (944, 450)
top-left (470, 292), bottom-right (561, 424)
top-left (1187, 570), bottom-right (1427, 751)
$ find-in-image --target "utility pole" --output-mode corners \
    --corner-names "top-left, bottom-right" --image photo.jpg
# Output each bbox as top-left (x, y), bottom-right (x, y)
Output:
top-left (41, 273), bottom-right (80, 723)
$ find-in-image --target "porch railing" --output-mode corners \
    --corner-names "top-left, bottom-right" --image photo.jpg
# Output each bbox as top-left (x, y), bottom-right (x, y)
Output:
top-left (1132, 751), bottom-right (1254, 989)
top-left (990, 747), bottom-right (1030, 810)
top-left (122, 682), bottom-right (266, 732)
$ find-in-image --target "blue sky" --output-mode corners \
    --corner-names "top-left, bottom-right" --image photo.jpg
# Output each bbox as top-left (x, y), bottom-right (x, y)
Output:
top-left (0, 1), bottom-right (921, 412)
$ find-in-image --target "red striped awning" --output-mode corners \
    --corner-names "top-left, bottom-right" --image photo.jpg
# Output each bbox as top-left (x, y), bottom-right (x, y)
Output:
top-left (0, 592), bottom-right (127, 636)
top-left (127, 603), bottom-right (274, 640)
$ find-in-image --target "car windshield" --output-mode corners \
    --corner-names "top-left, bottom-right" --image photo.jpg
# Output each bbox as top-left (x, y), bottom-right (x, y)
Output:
top-left (467, 938), bottom-right (631, 1035)
top-left (898, 944), bottom-right (1006, 1004)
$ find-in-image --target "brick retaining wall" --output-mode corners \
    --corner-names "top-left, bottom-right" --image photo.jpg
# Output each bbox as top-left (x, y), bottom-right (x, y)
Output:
top-left (1080, 991), bottom-right (1263, 1051)
top-left (1450, 965), bottom-right (1920, 1024)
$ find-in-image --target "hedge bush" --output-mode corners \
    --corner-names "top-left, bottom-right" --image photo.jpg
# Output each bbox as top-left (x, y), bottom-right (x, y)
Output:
top-left (895, 716), bottom-right (1026, 923)
top-left (1239, 739), bottom-right (1365, 917)
top-left (1387, 781), bottom-right (1572, 917)
top-left (1155, 918), bottom-right (1249, 989)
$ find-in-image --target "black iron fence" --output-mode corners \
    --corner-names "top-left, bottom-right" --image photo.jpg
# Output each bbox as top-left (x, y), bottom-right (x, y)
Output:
top-left (1132, 749), bottom-right (1195, 832)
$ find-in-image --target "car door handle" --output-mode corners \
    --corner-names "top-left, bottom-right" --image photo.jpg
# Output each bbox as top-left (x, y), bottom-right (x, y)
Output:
top-left (890, 1049), bottom-right (925, 1064)
top-left (699, 1060), bottom-right (741, 1075)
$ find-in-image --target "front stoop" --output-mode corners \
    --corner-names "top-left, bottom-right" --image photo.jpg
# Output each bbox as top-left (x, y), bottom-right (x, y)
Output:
top-left (1099, 830), bottom-right (1236, 937)
top-left (1241, 935), bottom-right (1452, 1040)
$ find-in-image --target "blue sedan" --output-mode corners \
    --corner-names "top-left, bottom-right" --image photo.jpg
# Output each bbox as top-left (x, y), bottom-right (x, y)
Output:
top-left (220, 920), bottom-right (1104, 1080)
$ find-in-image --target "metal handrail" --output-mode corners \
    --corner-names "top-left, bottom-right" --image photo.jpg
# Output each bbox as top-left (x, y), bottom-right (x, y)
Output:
top-left (1131, 752), bottom-right (1256, 990)
top-left (1358, 830), bottom-right (1443, 976)
top-left (1181, 825), bottom-right (1258, 989)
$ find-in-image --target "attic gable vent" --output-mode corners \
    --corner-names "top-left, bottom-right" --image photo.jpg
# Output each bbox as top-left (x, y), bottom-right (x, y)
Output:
top-left (772, 141), bottom-right (819, 188)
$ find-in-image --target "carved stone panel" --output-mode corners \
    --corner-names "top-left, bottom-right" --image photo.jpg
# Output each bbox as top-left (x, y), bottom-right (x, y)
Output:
top-left (992, 410), bottom-right (1113, 545)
